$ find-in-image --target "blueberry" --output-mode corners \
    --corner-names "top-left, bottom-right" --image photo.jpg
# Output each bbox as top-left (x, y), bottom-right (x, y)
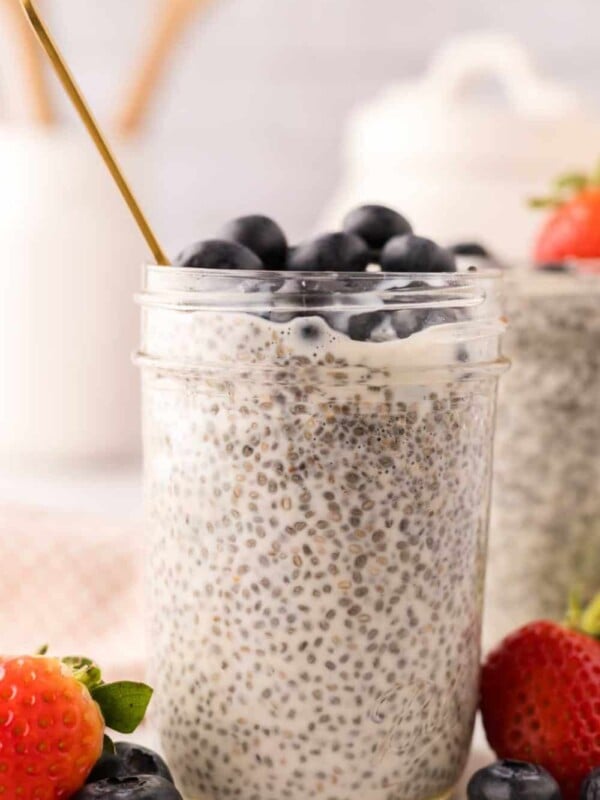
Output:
top-left (467, 760), bottom-right (561, 800)
top-left (380, 235), bottom-right (456, 273)
top-left (449, 241), bottom-right (490, 258)
top-left (88, 755), bottom-right (123, 784)
top-left (392, 309), bottom-right (428, 339)
top-left (87, 743), bottom-right (174, 784)
top-left (422, 307), bottom-right (465, 328)
top-left (343, 204), bottom-right (412, 251)
top-left (347, 311), bottom-right (396, 342)
top-left (367, 248), bottom-right (381, 266)
top-left (287, 232), bottom-right (370, 272)
top-left (285, 246), bottom-right (297, 268)
top-left (175, 239), bottom-right (263, 269)
top-left (404, 279), bottom-right (431, 290)
top-left (219, 215), bottom-right (288, 269)
top-left (239, 275), bottom-right (285, 293)
top-left (73, 775), bottom-right (182, 800)
top-left (581, 767), bottom-right (600, 800)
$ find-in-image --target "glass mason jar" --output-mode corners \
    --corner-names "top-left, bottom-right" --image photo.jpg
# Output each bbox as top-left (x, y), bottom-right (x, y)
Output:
top-left (485, 271), bottom-right (600, 650)
top-left (136, 266), bottom-right (507, 800)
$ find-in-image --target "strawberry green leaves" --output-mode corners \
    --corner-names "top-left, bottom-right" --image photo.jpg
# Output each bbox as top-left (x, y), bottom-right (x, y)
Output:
top-left (43, 650), bottom-right (154, 736)
top-left (91, 681), bottom-right (154, 734)
top-left (59, 652), bottom-right (153, 735)
top-left (529, 163), bottom-right (600, 210)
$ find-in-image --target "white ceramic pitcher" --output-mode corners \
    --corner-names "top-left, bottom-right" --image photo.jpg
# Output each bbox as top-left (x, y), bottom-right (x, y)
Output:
top-left (0, 127), bottom-right (149, 464)
top-left (320, 33), bottom-right (600, 262)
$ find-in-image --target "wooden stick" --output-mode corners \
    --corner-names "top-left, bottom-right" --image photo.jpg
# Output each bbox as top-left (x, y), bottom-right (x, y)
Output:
top-left (115, 0), bottom-right (212, 138)
top-left (2, 0), bottom-right (54, 124)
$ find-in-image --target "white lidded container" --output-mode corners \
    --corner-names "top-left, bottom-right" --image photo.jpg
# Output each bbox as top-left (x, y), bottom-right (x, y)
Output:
top-left (321, 33), bottom-right (600, 262)
top-left (0, 128), bottom-right (149, 464)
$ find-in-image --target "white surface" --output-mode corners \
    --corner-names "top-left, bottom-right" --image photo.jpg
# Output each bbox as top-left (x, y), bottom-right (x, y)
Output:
top-left (0, 463), bottom-right (143, 519)
top-left (2, 0), bottom-right (600, 251)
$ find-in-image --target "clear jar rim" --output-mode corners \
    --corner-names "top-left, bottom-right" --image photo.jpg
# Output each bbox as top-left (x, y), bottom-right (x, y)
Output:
top-left (503, 268), bottom-right (600, 297)
top-left (135, 264), bottom-right (508, 381)
top-left (137, 265), bottom-right (504, 314)
top-left (143, 264), bottom-right (504, 279)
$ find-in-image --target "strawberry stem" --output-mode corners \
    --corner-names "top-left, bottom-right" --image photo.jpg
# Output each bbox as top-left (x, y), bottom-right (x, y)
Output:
top-left (581, 594), bottom-right (600, 639)
top-left (40, 651), bottom-right (153, 735)
top-left (528, 196), bottom-right (563, 210)
top-left (566, 588), bottom-right (583, 628)
top-left (553, 172), bottom-right (589, 193)
top-left (590, 158), bottom-right (600, 187)
top-left (565, 590), bottom-right (600, 640)
top-left (529, 163), bottom-right (600, 211)
top-left (62, 656), bottom-right (103, 691)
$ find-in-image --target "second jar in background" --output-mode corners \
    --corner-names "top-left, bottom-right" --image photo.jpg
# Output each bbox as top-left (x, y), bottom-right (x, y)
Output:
top-left (486, 271), bottom-right (600, 649)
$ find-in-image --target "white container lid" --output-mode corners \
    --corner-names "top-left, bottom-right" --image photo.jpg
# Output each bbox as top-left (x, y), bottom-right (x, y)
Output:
top-left (345, 33), bottom-right (600, 171)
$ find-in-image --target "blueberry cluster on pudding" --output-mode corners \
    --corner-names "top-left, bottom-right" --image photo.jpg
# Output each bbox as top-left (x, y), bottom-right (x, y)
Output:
top-left (168, 205), bottom-right (498, 349)
top-left (175, 205), bottom-right (459, 274)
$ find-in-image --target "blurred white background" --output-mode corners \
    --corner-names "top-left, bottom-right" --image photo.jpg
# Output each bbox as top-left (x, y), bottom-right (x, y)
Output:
top-left (3, 0), bottom-right (599, 250)
top-left (0, 0), bottom-right (599, 472)
top-left (0, 0), bottom-right (598, 470)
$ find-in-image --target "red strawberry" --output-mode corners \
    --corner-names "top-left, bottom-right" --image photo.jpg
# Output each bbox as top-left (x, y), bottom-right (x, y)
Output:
top-left (0, 653), bottom-right (152, 800)
top-left (481, 596), bottom-right (600, 800)
top-left (531, 169), bottom-right (600, 269)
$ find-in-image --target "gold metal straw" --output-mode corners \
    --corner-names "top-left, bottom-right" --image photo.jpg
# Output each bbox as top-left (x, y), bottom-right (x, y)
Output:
top-left (19, 0), bottom-right (171, 266)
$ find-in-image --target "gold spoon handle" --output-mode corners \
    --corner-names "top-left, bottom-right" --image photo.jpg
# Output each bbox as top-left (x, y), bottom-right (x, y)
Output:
top-left (20, 0), bottom-right (170, 266)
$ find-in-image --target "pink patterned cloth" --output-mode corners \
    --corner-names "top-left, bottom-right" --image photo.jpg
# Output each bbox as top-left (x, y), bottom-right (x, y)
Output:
top-left (0, 504), bottom-right (146, 682)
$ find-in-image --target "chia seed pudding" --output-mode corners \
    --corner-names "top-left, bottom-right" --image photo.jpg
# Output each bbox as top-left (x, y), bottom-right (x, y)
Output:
top-left (485, 271), bottom-right (600, 648)
top-left (137, 268), bottom-right (506, 800)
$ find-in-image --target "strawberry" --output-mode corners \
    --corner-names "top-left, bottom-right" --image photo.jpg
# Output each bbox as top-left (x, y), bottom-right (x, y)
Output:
top-left (481, 594), bottom-right (600, 800)
top-left (531, 168), bottom-right (600, 268)
top-left (0, 653), bottom-right (152, 800)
